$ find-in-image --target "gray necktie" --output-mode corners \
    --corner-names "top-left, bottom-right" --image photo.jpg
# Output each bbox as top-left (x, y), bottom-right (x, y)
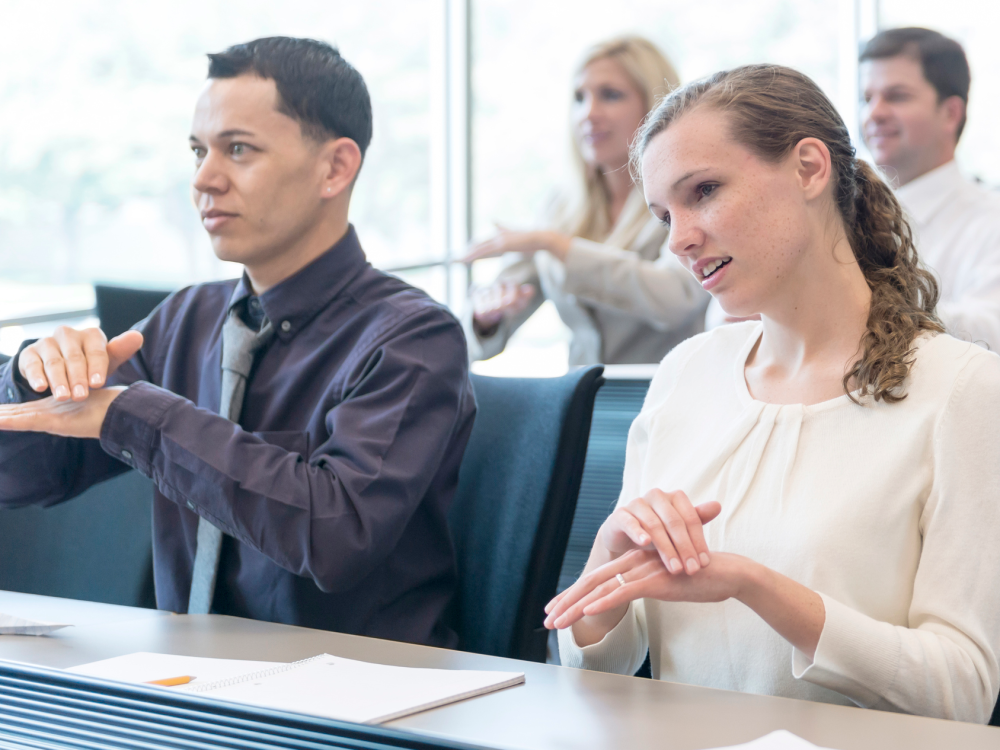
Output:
top-left (187, 308), bottom-right (274, 614)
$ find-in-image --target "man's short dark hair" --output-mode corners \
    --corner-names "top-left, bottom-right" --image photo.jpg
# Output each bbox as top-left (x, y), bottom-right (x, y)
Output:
top-left (860, 27), bottom-right (970, 138)
top-left (208, 37), bottom-right (373, 157)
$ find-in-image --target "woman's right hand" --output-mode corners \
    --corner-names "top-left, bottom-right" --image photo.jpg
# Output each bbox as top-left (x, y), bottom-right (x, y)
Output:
top-left (471, 281), bottom-right (536, 335)
top-left (599, 489), bottom-right (721, 575)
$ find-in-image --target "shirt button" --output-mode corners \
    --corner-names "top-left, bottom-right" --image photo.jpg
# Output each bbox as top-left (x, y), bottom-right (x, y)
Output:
top-left (186, 501), bottom-right (196, 511)
top-left (5, 387), bottom-right (13, 401)
top-left (121, 449), bottom-right (133, 460)
top-left (280, 320), bottom-right (291, 332)
top-left (249, 298), bottom-right (261, 310)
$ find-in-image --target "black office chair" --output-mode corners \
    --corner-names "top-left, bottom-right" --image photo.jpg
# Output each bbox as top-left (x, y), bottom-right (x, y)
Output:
top-left (447, 366), bottom-right (604, 662)
top-left (94, 284), bottom-right (172, 339)
top-left (0, 471), bottom-right (156, 607)
top-left (0, 286), bottom-right (171, 607)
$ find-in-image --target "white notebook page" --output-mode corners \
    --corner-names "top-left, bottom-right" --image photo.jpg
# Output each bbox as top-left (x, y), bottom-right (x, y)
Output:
top-left (184, 652), bottom-right (524, 724)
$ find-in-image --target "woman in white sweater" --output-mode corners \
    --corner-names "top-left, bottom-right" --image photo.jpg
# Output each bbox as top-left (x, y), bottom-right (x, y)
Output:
top-left (463, 36), bottom-right (709, 366)
top-left (545, 64), bottom-right (1000, 723)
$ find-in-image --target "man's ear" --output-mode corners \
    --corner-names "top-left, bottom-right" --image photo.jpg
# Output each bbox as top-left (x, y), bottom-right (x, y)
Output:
top-left (940, 95), bottom-right (965, 142)
top-left (793, 137), bottom-right (833, 200)
top-left (319, 137), bottom-right (363, 199)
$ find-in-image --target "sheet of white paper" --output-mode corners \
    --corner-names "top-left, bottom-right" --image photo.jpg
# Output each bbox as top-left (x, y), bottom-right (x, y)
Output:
top-left (68, 652), bottom-right (280, 687)
top-left (712, 730), bottom-right (834, 750)
top-left (183, 652), bottom-right (526, 724)
top-left (0, 612), bottom-right (70, 636)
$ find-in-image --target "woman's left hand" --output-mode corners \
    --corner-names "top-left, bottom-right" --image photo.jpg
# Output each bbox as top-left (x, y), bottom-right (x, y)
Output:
top-left (544, 548), bottom-right (749, 631)
top-left (462, 228), bottom-right (573, 263)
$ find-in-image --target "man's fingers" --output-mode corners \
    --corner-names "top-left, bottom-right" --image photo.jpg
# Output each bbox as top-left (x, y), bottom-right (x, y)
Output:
top-left (17, 348), bottom-right (49, 393)
top-left (36, 339), bottom-right (71, 401)
top-left (81, 329), bottom-right (110, 389)
top-left (106, 331), bottom-right (143, 376)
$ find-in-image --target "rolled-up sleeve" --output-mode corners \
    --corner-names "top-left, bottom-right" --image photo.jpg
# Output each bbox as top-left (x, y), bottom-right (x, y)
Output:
top-left (101, 311), bottom-right (474, 594)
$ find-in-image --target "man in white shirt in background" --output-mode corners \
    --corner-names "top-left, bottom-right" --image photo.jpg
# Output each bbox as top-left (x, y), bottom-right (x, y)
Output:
top-left (860, 27), bottom-right (1000, 350)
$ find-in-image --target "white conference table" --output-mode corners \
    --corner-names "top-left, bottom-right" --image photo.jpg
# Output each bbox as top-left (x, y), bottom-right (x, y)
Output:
top-left (0, 591), bottom-right (996, 750)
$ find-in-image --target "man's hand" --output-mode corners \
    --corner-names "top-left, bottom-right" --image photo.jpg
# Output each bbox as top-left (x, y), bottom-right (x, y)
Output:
top-left (0, 387), bottom-right (127, 439)
top-left (17, 327), bottom-right (143, 401)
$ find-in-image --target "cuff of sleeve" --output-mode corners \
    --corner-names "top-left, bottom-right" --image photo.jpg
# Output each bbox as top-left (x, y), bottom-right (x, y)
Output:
top-left (557, 601), bottom-right (644, 675)
top-left (791, 592), bottom-right (901, 708)
top-left (2, 340), bottom-right (48, 404)
top-left (100, 381), bottom-right (183, 476)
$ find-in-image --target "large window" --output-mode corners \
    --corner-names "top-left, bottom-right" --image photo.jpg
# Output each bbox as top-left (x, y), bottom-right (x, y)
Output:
top-left (469, 0), bottom-right (842, 375)
top-left (5, 1), bottom-right (994, 371)
top-left (0, 0), bottom-right (437, 353)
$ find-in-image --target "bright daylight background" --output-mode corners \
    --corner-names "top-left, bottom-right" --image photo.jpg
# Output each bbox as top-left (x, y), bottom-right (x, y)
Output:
top-left (1, 0), bottom-right (998, 373)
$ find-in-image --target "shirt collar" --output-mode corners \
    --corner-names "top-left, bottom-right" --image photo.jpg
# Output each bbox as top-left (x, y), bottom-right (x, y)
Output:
top-left (895, 160), bottom-right (965, 228)
top-left (227, 224), bottom-right (369, 342)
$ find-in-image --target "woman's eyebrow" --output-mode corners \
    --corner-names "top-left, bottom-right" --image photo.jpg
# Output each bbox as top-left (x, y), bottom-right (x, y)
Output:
top-left (672, 168), bottom-right (710, 190)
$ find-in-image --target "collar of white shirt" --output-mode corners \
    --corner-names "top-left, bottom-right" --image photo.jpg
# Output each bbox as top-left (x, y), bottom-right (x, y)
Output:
top-left (894, 160), bottom-right (965, 229)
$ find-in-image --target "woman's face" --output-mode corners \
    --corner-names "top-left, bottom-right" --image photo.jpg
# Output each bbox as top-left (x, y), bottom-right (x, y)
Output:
top-left (572, 57), bottom-right (647, 172)
top-left (641, 107), bottom-right (817, 318)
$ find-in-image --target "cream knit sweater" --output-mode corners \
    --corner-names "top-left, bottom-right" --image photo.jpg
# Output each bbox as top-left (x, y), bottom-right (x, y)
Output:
top-left (558, 321), bottom-right (1000, 723)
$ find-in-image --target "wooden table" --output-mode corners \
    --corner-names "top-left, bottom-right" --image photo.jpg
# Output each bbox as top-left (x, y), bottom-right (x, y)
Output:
top-left (0, 591), bottom-right (995, 749)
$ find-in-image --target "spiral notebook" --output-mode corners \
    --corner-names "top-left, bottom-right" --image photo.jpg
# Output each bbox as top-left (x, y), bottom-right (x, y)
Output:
top-left (71, 652), bottom-right (524, 725)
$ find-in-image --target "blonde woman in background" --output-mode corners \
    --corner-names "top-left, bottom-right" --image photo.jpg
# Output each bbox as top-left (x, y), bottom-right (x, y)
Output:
top-left (463, 36), bottom-right (709, 366)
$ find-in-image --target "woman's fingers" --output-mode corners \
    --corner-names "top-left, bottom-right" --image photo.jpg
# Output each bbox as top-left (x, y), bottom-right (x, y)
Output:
top-left (697, 501), bottom-right (722, 524)
top-left (665, 491), bottom-right (712, 570)
top-left (105, 330), bottom-right (142, 378)
top-left (626, 500), bottom-right (683, 573)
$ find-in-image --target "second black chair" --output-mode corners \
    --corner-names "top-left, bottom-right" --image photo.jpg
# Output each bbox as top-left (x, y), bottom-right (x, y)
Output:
top-left (447, 366), bottom-right (604, 662)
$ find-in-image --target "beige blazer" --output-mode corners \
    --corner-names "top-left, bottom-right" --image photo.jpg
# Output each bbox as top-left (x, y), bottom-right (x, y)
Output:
top-left (466, 190), bottom-right (710, 365)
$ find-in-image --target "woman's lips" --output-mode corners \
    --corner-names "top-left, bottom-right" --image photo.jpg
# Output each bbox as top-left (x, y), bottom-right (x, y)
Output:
top-left (701, 259), bottom-right (731, 292)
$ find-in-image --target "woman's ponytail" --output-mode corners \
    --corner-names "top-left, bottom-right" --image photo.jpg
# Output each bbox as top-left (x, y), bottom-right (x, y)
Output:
top-left (841, 160), bottom-right (943, 402)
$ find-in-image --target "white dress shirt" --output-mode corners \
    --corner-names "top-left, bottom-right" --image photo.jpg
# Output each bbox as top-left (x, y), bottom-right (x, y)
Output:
top-left (896, 160), bottom-right (1000, 351)
top-left (559, 321), bottom-right (1000, 722)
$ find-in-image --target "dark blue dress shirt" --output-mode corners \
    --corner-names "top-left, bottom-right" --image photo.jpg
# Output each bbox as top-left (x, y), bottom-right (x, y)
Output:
top-left (0, 227), bottom-right (476, 647)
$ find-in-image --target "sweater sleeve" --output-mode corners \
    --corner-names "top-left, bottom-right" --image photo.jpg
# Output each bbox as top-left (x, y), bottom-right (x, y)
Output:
top-left (792, 352), bottom-right (1000, 723)
top-left (562, 237), bottom-right (709, 331)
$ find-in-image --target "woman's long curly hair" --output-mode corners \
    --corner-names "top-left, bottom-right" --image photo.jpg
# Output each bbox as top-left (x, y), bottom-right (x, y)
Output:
top-left (631, 64), bottom-right (944, 403)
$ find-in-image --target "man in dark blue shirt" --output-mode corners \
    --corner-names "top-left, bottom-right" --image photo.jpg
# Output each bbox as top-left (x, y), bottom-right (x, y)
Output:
top-left (0, 38), bottom-right (475, 648)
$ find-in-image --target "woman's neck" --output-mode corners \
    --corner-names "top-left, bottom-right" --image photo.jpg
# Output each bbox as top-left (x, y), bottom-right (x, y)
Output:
top-left (745, 234), bottom-right (872, 406)
top-left (602, 164), bottom-right (634, 226)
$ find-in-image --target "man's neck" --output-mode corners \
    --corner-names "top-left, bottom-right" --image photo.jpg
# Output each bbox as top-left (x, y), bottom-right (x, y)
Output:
top-left (893, 148), bottom-right (956, 188)
top-left (246, 219), bottom-right (349, 294)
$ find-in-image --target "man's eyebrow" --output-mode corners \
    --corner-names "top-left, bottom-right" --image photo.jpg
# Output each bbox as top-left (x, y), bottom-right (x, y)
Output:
top-left (188, 129), bottom-right (257, 143)
top-left (672, 168), bottom-right (710, 190)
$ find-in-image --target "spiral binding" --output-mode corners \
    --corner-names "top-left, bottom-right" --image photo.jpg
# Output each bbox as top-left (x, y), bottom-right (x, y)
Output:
top-left (185, 654), bottom-right (326, 693)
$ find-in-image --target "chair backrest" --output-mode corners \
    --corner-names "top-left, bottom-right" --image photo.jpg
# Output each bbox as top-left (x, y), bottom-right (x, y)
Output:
top-left (94, 285), bottom-right (172, 339)
top-left (0, 471), bottom-right (156, 608)
top-left (447, 366), bottom-right (604, 662)
top-left (558, 372), bottom-right (653, 593)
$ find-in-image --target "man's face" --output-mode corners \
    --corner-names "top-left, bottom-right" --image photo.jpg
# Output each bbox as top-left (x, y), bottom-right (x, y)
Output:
top-left (860, 55), bottom-right (961, 185)
top-left (189, 76), bottom-right (328, 266)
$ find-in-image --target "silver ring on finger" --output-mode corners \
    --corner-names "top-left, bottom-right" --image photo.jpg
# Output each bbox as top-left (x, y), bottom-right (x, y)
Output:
top-left (615, 573), bottom-right (626, 587)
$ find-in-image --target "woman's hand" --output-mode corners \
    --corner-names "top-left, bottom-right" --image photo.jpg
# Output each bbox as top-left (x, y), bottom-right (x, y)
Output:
top-left (543, 489), bottom-right (721, 646)
top-left (544, 548), bottom-right (750, 631)
top-left (470, 281), bottom-right (536, 335)
top-left (461, 228), bottom-right (573, 263)
top-left (599, 490), bottom-right (721, 574)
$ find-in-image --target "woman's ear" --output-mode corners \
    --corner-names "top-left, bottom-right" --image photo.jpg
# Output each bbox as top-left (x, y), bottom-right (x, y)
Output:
top-left (319, 137), bottom-right (363, 200)
top-left (793, 137), bottom-right (833, 201)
